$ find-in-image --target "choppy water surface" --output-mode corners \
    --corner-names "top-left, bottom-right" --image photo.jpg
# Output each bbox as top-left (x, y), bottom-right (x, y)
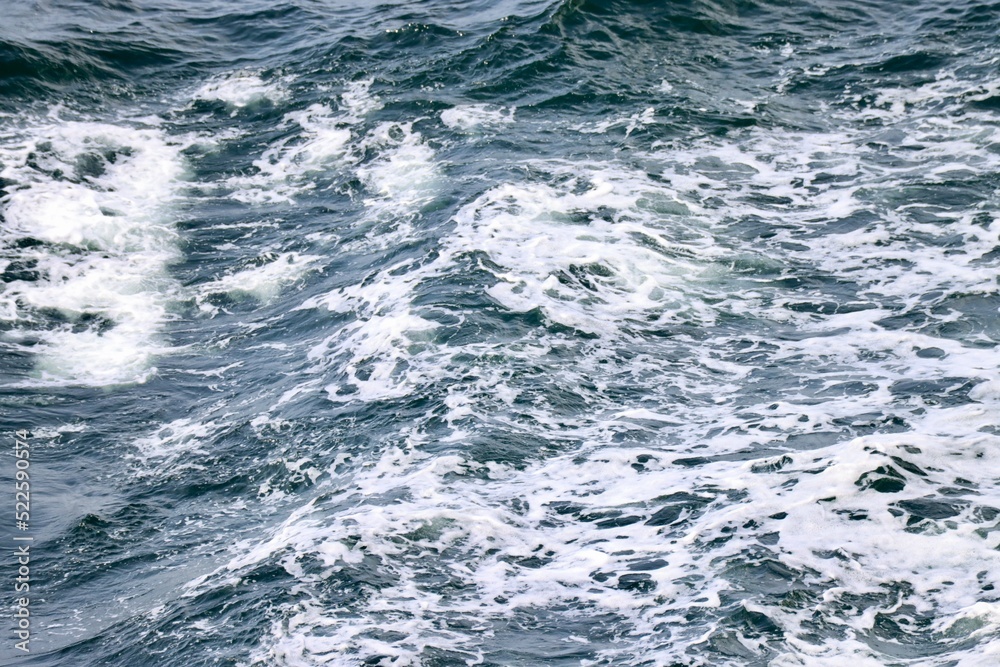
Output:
top-left (3, 1), bottom-right (1000, 665)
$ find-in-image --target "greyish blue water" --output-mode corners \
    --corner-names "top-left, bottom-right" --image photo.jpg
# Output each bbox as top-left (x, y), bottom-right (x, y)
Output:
top-left (2, 0), bottom-right (1000, 664)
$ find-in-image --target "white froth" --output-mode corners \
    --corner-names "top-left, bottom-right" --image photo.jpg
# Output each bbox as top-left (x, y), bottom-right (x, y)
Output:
top-left (197, 252), bottom-right (320, 310)
top-left (577, 107), bottom-right (656, 135)
top-left (223, 399), bottom-right (1000, 666)
top-left (130, 418), bottom-right (224, 474)
top-left (193, 71), bottom-right (290, 109)
top-left (294, 120), bottom-right (443, 402)
top-left (449, 166), bottom-right (718, 335)
top-left (339, 79), bottom-right (382, 121)
top-left (356, 121), bottom-right (439, 212)
top-left (0, 119), bottom-right (186, 385)
top-left (227, 80), bottom-right (381, 204)
top-left (440, 104), bottom-right (515, 130)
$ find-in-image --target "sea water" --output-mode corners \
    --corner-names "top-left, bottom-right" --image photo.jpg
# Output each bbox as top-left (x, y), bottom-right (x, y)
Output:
top-left (3, 1), bottom-right (1000, 665)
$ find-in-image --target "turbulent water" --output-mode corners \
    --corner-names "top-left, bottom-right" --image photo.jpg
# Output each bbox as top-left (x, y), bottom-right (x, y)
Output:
top-left (3, 0), bottom-right (1000, 665)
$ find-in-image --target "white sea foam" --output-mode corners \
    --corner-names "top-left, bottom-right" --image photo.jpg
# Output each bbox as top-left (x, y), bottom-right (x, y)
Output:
top-left (0, 119), bottom-right (187, 385)
top-left (576, 106), bottom-right (655, 135)
top-left (302, 249), bottom-right (444, 402)
top-left (131, 417), bottom-right (224, 474)
top-left (290, 120), bottom-right (443, 402)
top-left (196, 251), bottom-right (320, 312)
top-left (226, 80), bottom-right (381, 204)
top-left (223, 401), bottom-right (1000, 665)
top-left (193, 71), bottom-right (290, 110)
top-left (440, 104), bottom-right (515, 130)
top-left (447, 166), bottom-right (720, 335)
top-left (355, 121), bottom-right (439, 211)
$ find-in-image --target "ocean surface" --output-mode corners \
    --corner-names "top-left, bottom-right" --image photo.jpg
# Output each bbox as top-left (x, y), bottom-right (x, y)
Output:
top-left (2, 0), bottom-right (1000, 665)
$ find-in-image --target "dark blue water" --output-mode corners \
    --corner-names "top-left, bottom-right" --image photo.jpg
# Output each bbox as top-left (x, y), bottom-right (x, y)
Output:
top-left (3, 1), bottom-right (1000, 665)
